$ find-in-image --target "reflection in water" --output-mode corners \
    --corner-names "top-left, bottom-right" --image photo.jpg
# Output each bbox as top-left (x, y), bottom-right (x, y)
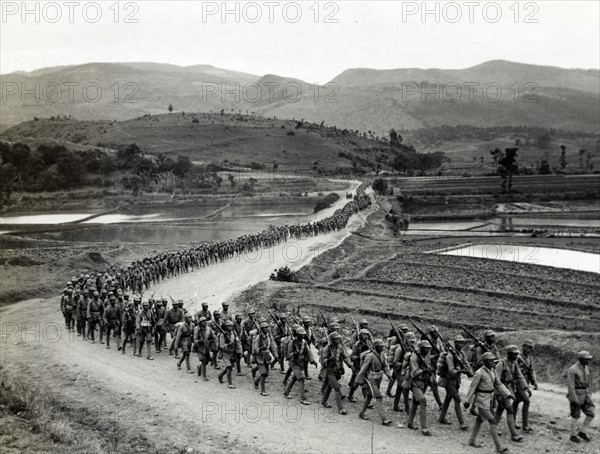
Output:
top-left (440, 244), bottom-right (600, 273)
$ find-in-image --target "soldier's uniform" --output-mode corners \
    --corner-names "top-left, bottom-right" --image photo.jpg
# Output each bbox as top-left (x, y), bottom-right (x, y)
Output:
top-left (164, 304), bottom-right (184, 356)
top-left (567, 351), bottom-right (595, 442)
top-left (438, 335), bottom-right (473, 429)
top-left (136, 303), bottom-right (155, 360)
top-left (175, 314), bottom-right (195, 372)
top-left (86, 293), bottom-right (104, 343)
top-left (465, 352), bottom-right (513, 452)
top-left (495, 345), bottom-right (528, 441)
top-left (75, 292), bottom-right (88, 338)
top-left (103, 297), bottom-right (121, 349)
top-left (194, 318), bottom-right (217, 380)
top-left (348, 330), bottom-right (373, 402)
top-left (153, 300), bottom-right (167, 352)
top-left (474, 330), bottom-right (500, 370)
top-left (121, 304), bottom-right (138, 355)
top-left (252, 322), bottom-right (278, 396)
top-left (217, 321), bottom-right (242, 388)
top-left (60, 289), bottom-right (75, 331)
top-left (406, 341), bottom-right (434, 435)
top-left (284, 328), bottom-right (316, 404)
top-left (356, 339), bottom-right (393, 425)
top-left (320, 332), bottom-right (353, 414)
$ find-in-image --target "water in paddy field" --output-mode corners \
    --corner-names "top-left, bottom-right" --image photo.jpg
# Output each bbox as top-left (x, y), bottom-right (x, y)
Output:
top-left (438, 244), bottom-right (600, 274)
top-left (1, 201), bottom-right (317, 244)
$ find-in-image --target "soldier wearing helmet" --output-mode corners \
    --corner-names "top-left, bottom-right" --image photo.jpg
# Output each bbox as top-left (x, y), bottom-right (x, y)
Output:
top-left (252, 321), bottom-right (278, 396)
top-left (465, 351), bottom-right (513, 453)
top-left (356, 338), bottom-right (393, 425)
top-left (241, 309), bottom-right (258, 366)
top-left (284, 326), bottom-right (317, 405)
top-left (163, 300), bottom-right (184, 357)
top-left (439, 334), bottom-right (473, 430)
top-left (60, 287), bottom-right (75, 332)
top-left (175, 313), bottom-right (195, 373)
top-left (86, 290), bottom-right (103, 344)
top-left (348, 328), bottom-right (373, 403)
top-left (209, 310), bottom-right (222, 369)
top-left (217, 320), bottom-right (242, 388)
top-left (567, 351), bottom-right (594, 443)
top-left (153, 299), bottom-right (167, 353)
top-left (494, 345), bottom-right (528, 442)
top-left (320, 331), bottom-right (353, 415)
top-left (103, 295), bottom-right (121, 349)
top-left (136, 300), bottom-right (155, 360)
top-left (515, 340), bottom-right (537, 433)
top-left (194, 316), bottom-right (217, 381)
top-left (406, 340), bottom-right (434, 436)
top-left (475, 330), bottom-right (500, 370)
top-left (121, 299), bottom-right (138, 356)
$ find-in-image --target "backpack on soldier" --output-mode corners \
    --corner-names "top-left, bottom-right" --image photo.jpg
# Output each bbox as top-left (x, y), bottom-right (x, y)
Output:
top-left (436, 351), bottom-right (450, 378)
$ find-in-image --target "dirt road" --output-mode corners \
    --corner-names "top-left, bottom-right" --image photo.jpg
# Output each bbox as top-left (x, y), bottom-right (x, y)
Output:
top-left (1, 191), bottom-right (598, 453)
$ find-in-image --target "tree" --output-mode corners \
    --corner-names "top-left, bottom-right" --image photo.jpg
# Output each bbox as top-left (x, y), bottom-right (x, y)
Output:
top-left (559, 144), bottom-right (567, 169)
top-left (497, 148), bottom-right (519, 194)
top-left (490, 148), bottom-right (502, 171)
top-left (536, 133), bottom-right (551, 149)
top-left (372, 178), bottom-right (389, 195)
top-left (227, 173), bottom-right (236, 188)
top-left (579, 149), bottom-right (587, 168)
top-left (168, 104), bottom-right (173, 113)
top-left (389, 128), bottom-right (402, 150)
top-left (538, 152), bottom-right (551, 175)
top-left (173, 155), bottom-right (192, 178)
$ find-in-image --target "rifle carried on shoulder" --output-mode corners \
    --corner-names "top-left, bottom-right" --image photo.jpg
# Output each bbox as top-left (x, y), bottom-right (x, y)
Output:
top-left (409, 319), bottom-right (441, 355)
top-left (350, 315), bottom-right (360, 336)
top-left (437, 331), bottom-right (468, 372)
top-left (390, 319), bottom-right (430, 373)
top-left (462, 326), bottom-right (489, 352)
top-left (319, 311), bottom-right (330, 331)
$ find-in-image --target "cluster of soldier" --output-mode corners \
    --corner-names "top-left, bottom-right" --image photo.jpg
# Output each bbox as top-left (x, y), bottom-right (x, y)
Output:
top-left (57, 184), bottom-right (595, 452)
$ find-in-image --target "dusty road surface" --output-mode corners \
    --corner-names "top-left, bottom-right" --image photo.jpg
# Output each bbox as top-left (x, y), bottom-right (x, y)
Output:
top-left (1, 191), bottom-right (598, 454)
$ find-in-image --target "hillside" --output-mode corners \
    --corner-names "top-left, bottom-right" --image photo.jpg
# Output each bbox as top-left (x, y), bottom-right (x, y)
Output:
top-left (1, 60), bottom-right (598, 133)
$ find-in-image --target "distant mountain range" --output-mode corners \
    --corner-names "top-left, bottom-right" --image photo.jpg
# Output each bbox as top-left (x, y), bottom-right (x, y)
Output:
top-left (2, 60), bottom-right (598, 132)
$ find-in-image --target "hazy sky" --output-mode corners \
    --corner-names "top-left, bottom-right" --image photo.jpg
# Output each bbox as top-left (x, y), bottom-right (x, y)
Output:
top-left (1, 1), bottom-right (599, 82)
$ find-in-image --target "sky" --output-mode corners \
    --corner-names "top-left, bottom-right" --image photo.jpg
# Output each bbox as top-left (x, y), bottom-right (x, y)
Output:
top-left (1, 1), bottom-right (599, 83)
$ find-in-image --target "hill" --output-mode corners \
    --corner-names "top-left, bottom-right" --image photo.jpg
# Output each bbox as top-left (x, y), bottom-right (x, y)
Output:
top-left (1, 60), bottom-right (598, 133)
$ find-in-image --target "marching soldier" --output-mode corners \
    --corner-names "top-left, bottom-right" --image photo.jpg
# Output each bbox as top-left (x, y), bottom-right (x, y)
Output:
top-left (164, 301), bottom-right (184, 357)
top-left (567, 351), bottom-right (594, 443)
top-left (495, 345), bottom-right (528, 442)
top-left (242, 309), bottom-right (258, 365)
top-left (194, 317), bottom-right (216, 381)
top-left (136, 300), bottom-right (155, 360)
top-left (60, 287), bottom-right (75, 332)
top-left (252, 321), bottom-right (279, 396)
top-left (75, 289), bottom-right (88, 339)
top-left (153, 298), bottom-right (167, 353)
top-left (406, 340), bottom-right (433, 436)
top-left (348, 328), bottom-right (373, 403)
top-left (320, 332), bottom-right (353, 415)
top-left (465, 352), bottom-right (514, 453)
top-left (210, 310), bottom-right (222, 369)
top-left (233, 314), bottom-right (245, 375)
top-left (217, 320), bottom-right (242, 388)
top-left (103, 295), bottom-right (121, 349)
top-left (221, 302), bottom-right (233, 324)
top-left (121, 302), bottom-right (138, 355)
top-left (86, 291), bottom-right (104, 344)
top-left (272, 314), bottom-right (288, 373)
top-left (284, 327), bottom-right (317, 405)
top-left (198, 302), bottom-right (212, 322)
top-left (356, 338), bottom-right (393, 425)
top-left (175, 313), bottom-right (195, 373)
top-left (475, 330), bottom-right (500, 370)
top-left (393, 329), bottom-right (416, 413)
top-left (515, 339), bottom-right (538, 432)
top-left (438, 335), bottom-right (473, 430)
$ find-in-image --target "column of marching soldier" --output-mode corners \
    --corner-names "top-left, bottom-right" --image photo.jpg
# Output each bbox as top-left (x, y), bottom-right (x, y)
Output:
top-left (60, 288), bottom-right (595, 453)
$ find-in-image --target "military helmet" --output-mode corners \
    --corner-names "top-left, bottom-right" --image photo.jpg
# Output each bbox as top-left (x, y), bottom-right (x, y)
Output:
top-left (399, 323), bottom-right (409, 331)
top-left (578, 351), bottom-right (593, 360)
top-left (235, 314), bottom-right (243, 320)
top-left (453, 335), bottom-right (466, 343)
top-left (328, 332), bottom-right (341, 341)
top-left (505, 345), bottom-right (519, 354)
top-left (359, 329), bottom-right (370, 335)
top-left (213, 309), bottom-right (220, 315)
top-left (483, 330), bottom-right (496, 338)
top-left (280, 314), bottom-right (287, 320)
top-left (223, 320), bottom-right (234, 327)
top-left (302, 316), bottom-right (311, 323)
top-left (142, 300), bottom-right (149, 306)
top-left (359, 319), bottom-right (369, 325)
top-left (222, 302), bottom-right (229, 306)
top-left (373, 339), bottom-right (385, 347)
top-left (202, 302), bottom-right (209, 307)
top-left (427, 325), bottom-right (438, 333)
top-left (418, 340), bottom-right (431, 349)
top-left (330, 322), bottom-right (340, 330)
top-left (197, 317), bottom-right (207, 324)
top-left (296, 327), bottom-right (307, 335)
top-left (184, 313), bottom-right (193, 319)
top-left (248, 309), bottom-right (256, 315)
top-left (259, 321), bottom-right (269, 329)
top-left (523, 339), bottom-right (534, 348)
top-left (481, 352), bottom-right (497, 361)
top-left (162, 297), bottom-right (168, 303)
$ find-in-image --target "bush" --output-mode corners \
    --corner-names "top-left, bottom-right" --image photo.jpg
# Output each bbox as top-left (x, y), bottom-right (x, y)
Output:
top-left (270, 266), bottom-right (299, 282)
top-left (313, 192), bottom-right (340, 213)
top-left (372, 178), bottom-right (389, 195)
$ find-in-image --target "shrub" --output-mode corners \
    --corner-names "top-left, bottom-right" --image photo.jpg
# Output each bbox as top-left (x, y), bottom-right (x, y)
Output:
top-left (270, 266), bottom-right (299, 282)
